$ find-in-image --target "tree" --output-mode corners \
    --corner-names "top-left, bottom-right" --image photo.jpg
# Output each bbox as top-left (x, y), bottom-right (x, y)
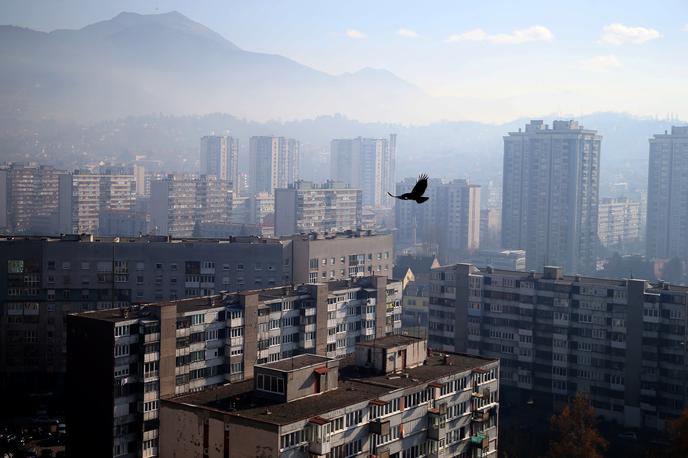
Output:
top-left (545, 393), bottom-right (607, 458)
top-left (668, 408), bottom-right (688, 457)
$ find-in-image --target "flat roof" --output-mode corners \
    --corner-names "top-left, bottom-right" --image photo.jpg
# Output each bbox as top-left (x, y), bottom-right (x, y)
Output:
top-left (165, 352), bottom-right (498, 426)
top-left (0, 234), bottom-right (284, 245)
top-left (356, 335), bottom-right (423, 349)
top-left (71, 307), bottom-right (154, 323)
top-left (256, 354), bottom-right (333, 372)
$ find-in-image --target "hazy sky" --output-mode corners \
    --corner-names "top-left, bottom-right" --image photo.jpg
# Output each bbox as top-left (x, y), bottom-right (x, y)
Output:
top-left (2, 0), bottom-right (687, 122)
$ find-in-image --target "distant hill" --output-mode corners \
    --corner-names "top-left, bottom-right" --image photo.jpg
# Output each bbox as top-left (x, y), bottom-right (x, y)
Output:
top-left (0, 111), bottom-right (681, 194)
top-left (0, 11), bottom-right (426, 123)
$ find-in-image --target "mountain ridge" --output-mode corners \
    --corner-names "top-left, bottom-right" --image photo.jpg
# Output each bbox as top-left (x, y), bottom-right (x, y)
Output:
top-left (0, 10), bottom-right (429, 123)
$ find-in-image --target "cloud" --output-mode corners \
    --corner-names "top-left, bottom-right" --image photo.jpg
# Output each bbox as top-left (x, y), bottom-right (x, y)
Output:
top-left (575, 55), bottom-right (622, 72)
top-left (599, 23), bottom-right (661, 45)
top-left (683, 24), bottom-right (688, 32)
top-left (345, 29), bottom-right (366, 39)
top-left (445, 25), bottom-right (553, 44)
top-left (397, 28), bottom-right (419, 38)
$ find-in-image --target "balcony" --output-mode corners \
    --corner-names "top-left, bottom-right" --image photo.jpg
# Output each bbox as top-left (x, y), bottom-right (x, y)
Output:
top-left (302, 307), bottom-right (317, 317)
top-left (427, 412), bottom-right (446, 441)
top-left (307, 420), bottom-right (331, 456)
top-left (472, 410), bottom-right (490, 422)
top-left (470, 434), bottom-right (488, 448)
top-left (309, 439), bottom-right (331, 455)
top-left (369, 419), bottom-right (390, 436)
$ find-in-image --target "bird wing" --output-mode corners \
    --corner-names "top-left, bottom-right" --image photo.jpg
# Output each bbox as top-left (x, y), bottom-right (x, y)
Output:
top-left (410, 174), bottom-right (428, 197)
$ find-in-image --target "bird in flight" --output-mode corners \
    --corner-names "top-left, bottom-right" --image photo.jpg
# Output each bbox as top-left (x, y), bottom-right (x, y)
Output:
top-left (388, 174), bottom-right (429, 203)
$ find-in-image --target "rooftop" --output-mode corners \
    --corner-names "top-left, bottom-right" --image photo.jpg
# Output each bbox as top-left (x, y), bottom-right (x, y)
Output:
top-left (356, 334), bottom-right (422, 349)
top-left (0, 234), bottom-right (284, 245)
top-left (257, 354), bottom-right (333, 372)
top-left (166, 351), bottom-right (497, 426)
top-left (73, 296), bottom-right (224, 322)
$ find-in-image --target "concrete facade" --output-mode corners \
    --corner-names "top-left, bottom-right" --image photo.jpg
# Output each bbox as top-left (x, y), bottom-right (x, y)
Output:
top-left (330, 135), bottom-right (396, 209)
top-left (274, 181), bottom-right (362, 236)
top-left (288, 232), bottom-right (394, 284)
top-left (150, 175), bottom-right (232, 238)
top-left (646, 126), bottom-right (688, 259)
top-left (428, 263), bottom-right (688, 430)
top-left (597, 196), bottom-right (641, 250)
top-left (395, 178), bottom-right (480, 263)
top-left (159, 337), bottom-right (500, 458)
top-left (249, 136), bottom-right (300, 197)
top-left (65, 277), bottom-right (402, 457)
top-left (200, 135), bottom-right (239, 194)
top-left (502, 120), bottom-right (601, 274)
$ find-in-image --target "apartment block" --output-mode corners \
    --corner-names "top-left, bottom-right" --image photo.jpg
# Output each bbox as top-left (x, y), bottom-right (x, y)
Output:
top-left (502, 120), bottom-right (601, 273)
top-left (65, 277), bottom-right (402, 457)
top-left (275, 180), bottom-right (362, 236)
top-left (289, 231), bottom-right (394, 284)
top-left (157, 336), bottom-right (499, 458)
top-left (330, 135), bottom-right (396, 208)
top-left (0, 163), bottom-right (63, 234)
top-left (200, 135), bottom-right (239, 194)
top-left (597, 197), bottom-right (641, 250)
top-left (0, 231), bottom-right (394, 409)
top-left (62, 171), bottom-right (137, 234)
top-left (428, 263), bottom-right (688, 430)
top-left (150, 175), bottom-right (232, 237)
top-left (646, 126), bottom-right (688, 259)
top-left (249, 136), bottom-right (300, 196)
top-left (0, 235), bottom-right (288, 405)
top-left (395, 178), bottom-right (480, 263)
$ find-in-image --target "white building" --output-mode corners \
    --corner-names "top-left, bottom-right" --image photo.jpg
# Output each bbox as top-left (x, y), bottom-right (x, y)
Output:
top-left (330, 135), bottom-right (396, 208)
top-left (274, 180), bottom-right (362, 236)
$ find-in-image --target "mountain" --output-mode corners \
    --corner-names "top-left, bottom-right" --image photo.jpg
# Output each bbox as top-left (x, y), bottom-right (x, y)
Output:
top-left (0, 11), bottom-right (427, 123)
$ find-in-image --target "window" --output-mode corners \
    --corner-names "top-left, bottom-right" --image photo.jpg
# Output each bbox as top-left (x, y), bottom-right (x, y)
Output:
top-left (114, 344), bottom-right (129, 357)
top-left (331, 416), bottom-right (344, 432)
top-left (404, 388), bottom-right (432, 409)
top-left (115, 325), bottom-right (129, 337)
top-left (346, 439), bottom-right (362, 457)
top-left (143, 400), bottom-right (158, 412)
top-left (191, 314), bottom-right (204, 325)
top-left (230, 362), bottom-right (243, 374)
top-left (256, 373), bottom-right (284, 393)
top-left (280, 431), bottom-right (303, 450)
top-left (345, 409), bottom-right (364, 427)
